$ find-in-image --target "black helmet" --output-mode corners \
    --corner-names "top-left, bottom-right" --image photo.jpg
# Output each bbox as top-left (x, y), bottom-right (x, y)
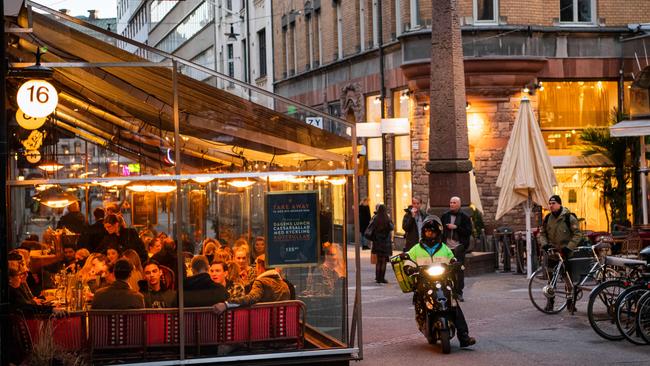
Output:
top-left (421, 215), bottom-right (443, 237)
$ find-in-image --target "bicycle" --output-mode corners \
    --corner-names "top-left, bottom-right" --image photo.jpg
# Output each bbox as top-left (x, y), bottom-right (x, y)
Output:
top-left (529, 242), bottom-right (615, 315)
top-left (615, 279), bottom-right (650, 345)
top-left (587, 256), bottom-right (647, 341)
top-left (635, 289), bottom-right (650, 343)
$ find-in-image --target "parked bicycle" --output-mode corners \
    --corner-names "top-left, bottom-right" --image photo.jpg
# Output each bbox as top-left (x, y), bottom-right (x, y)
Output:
top-left (615, 278), bottom-right (650, 345)
top-left (528, 241), bottom-right (615, 315)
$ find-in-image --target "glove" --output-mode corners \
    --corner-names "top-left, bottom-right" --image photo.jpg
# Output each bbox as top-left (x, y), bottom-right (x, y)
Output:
top-left (561, 247), bottom-right (573, 258)
top-left (212, 302), bottom-right (228, 315)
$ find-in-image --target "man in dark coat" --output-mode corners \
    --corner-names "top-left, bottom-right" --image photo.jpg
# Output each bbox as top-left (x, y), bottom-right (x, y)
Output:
top-left (184, 255), bottom-right (228, 307)
top-left (441, 196), bottom-right (473, 301)
top-left (78, 207), bottom-right (106, 252)
top-left (213, 255), bottom-right (290, 314)
top-left (57, 201), bottom-right (87, 234)
top-left (140, 260), bottom-right (178, 308)
top-left (359, 197), bottom-right (371, 250)
top-left (99, 214), bottom-right (148, 263)
top-left (92, 259), bottom-right (145, 309)
top-left (402, 197), bottom-right (426, 252)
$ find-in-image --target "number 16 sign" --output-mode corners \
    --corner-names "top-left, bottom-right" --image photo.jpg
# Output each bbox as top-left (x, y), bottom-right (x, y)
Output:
top-left (16, 79), bottom-right (58, 118)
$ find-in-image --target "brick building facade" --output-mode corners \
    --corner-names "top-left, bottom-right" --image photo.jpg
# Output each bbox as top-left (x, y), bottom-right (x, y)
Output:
top-left (272, 0), bottom-right (650, 238)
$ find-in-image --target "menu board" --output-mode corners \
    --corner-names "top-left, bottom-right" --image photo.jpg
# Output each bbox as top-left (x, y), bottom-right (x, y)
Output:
top-left (265, 191), bottom-right (319, 267)
top-left (131, 192), bottom-right (157, 226)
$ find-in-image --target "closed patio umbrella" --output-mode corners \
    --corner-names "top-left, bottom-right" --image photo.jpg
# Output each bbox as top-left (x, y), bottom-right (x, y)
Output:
top-left (495, 97), bottom-right (557, 276)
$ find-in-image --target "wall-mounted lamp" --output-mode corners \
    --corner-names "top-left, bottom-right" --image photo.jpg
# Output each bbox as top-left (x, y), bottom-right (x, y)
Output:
top-left (225, 24), bottom-right (240, 41)
top-left (522, 81), bottom-right (544, 95)
top-left (423, 104), bottom-right (430, 111)
top-left (399, 90), bottom-right (412, 102)
top-left (466, 102), bottom-right (471, 110)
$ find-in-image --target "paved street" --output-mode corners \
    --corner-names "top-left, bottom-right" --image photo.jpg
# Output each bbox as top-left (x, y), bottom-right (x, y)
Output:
top-left (348, 248), bottom-right (649, 366)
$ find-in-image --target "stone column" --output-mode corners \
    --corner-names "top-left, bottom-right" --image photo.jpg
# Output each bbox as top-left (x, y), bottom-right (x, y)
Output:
top-left (426, 0), bottom-right (472, 214)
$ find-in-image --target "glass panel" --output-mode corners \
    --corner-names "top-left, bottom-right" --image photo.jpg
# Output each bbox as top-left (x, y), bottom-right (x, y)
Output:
top-left (150, 0), bottom-right (179, 27)
top-left (476, 0), bottom-right (495, 21)
top-left (539, 81), bottom-right (619, 130)
top-left (368, 171), bottom-right (384, 210)
top-left (553, 168), bottom-right (614, 231)
top-left (394, 135), bottom-right (411, 162)
top-left (365, 95), bottom-right (381, 122)
top-left (393, 90), bottom-right (409, 118)
top-left (577, 0), bottom-right (592, 22)
top-left (155, 2), bottom-right (213, 54)
top-left (560, 0), bottom-right (574, 22)
top-left (179, 46), bottom-right (215, 81)
top-left (542, 130), bottom-right (581, 151)
top-left (394, 171), bottom-right (412, 235)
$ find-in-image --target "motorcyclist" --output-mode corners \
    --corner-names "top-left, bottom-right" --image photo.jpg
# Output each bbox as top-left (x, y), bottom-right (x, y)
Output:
top-left (405, 215), bottom-right (476, 347)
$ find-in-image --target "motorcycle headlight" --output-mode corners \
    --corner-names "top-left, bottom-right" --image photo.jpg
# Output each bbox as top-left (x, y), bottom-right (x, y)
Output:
top-left (426, 265), bottom-right (445, 277)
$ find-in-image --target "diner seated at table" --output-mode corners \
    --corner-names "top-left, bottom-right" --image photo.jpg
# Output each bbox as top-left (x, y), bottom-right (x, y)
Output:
top-left (105, 243), bottom-right (122, 265)
top-left (8, 261), bottom-right (65, 315)
top-left (225, 261), bottom-right (246, 298)
top-left (123, 249), bottom-right (144, 291)
top-left (209, 260), bottom-right (245, 299)
top-left (92, 259), bottom-right (145, 309)
top-left (251, 236), bottom-right (266, 264)
top-left (75, 248), bottom-right (90, 268)
top-left (151, 237), bottom-right (178, 273)
top-left (233, 245), bottom-right (256, 290)
top-left (77, 253), bottom-right (110, 294)
top-left (202, 239), bottom-right (220, 263)
top-left (139, 259), bottom-right (178, 308)
top-left (215, 247), bottom-right (233, 262)
top-left (147, 236), bottom-right (163, 258)
top-left (213, 255), bottom-right (290, 314)
top-left (13, 248), bottom-right (43, 297)
top-left (184, 255), bottom-right (228, 307)
top-left (303, 243), bottom-right (346, 297)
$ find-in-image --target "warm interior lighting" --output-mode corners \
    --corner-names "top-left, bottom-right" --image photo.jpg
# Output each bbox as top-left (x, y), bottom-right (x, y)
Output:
top-left (423, 104), bottom-right (430, 111)
top-left (37, 160), bottom-right (63, 172)
top-left (373, 96), bottom-right (381, 105)
top-left (34, 186), bottom-right (77, 208)
top-left (191, 176), bottom-right (215, 184)
top-left (126, 181), bottom-right (177, 193)
top-left (99, 180), bottom-right (130, 187)
top-left (227, 179), bottom-right (256, 188)
top-left (35, 183), bottom-right (57, 191)
top-left (466, 102), bottom-right (471, 110)
top-left (314, 176), bottom-right (329, 182)
top-left (287, 176), bottom-right (308, 184)
top-left (266, 174), bottom-right (290, 182)
top-left (467, 113), bottom-right (485, 141)
top-left (327, 177), bottom-right (347, 185)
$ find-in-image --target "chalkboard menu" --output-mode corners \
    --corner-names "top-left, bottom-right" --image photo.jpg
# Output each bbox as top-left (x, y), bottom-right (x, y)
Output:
top-left (265, 191), bottom-right (319, 267)
top-left (131, 192), bottom-right (157, 226)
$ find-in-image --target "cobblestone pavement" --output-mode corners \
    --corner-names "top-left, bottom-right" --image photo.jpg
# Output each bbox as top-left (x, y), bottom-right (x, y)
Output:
top-left (348, 248), bottom-right (650, 366)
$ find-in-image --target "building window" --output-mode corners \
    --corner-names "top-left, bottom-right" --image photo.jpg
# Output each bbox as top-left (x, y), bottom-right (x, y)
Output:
top-left (156, 2), bottom-right (213, 54)
top-left (336, 1), bottom-right (343, 60)
top-left (282, 25), bottom-right (288, 77)
top-left (180, 46), bottom-right (215, 81)
top-left (372, 0), bottom-right (379, 47)
top-left (392, 90), bottom-right (411, 234)
top-left (365, 95), bottom-right (384, 210)
top-left (315, 10), bottom-right (322, 66)
top-left (241, 39), bottom-right (248, 83)
top-left (560, 0), bottom-right (594, 23)
top-left (226, 43), bottom-right (235, 87)
top-left (257, 28), bottom-right (266, 77)
top-left (473, 0), bottom-right (498, 23)
top-left (410, 0), bottom-right (419, 29)
top-left (150, 0), bottom-right (179, 28)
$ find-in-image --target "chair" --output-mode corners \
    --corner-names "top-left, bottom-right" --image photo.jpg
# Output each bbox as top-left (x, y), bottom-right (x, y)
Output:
top-left (621, 230), bottom-right (642, 257)
top-left (159, 265), bottom-right (176, 291)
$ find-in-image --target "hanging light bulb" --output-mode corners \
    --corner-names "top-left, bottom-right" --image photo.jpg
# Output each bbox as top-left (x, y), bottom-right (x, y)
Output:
top-left (33, 186), bottom-right (77, 208)
top-left (227, 179), bottom-right (256, 188)
top-left (126, 181), bottom-right (177, 193)
top-left (326, 177), bottom-right (347, 186)
top-left (191, 176), bottom-right (215, 184)
top-left (37, 159), bottom-right (64, 172)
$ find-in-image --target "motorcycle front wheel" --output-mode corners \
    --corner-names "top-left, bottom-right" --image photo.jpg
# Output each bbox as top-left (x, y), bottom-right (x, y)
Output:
top-left (439, 329), bottom-right (451, 354)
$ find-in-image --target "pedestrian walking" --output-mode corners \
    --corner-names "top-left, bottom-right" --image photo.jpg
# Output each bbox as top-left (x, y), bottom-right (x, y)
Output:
top-left (359, 197), bottom-right (371, 250)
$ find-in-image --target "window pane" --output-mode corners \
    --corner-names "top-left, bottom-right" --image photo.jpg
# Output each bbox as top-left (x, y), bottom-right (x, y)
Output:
top-left (365, 95), bottom-right (381, 122)
top-left (577, 0), bottom-right (591, 22)
top-left (539, 81), bottom-right (619, 130)
top-left (393, 90), bottom-right (409, 118)
top-left (394, 171), bottom-right (412, 235)
top-left (560, 0), bottom-right (573, 22)
top-left (368, 171), bottom-right (384, 210)
top-left (156, 2), bottom-right (213, 54)
top-left (394, 135), bottom-right (411, 162)
top-left (476, 0), bottom-right (495, 21)
top-left (367, 137), bottom-right (383, 162)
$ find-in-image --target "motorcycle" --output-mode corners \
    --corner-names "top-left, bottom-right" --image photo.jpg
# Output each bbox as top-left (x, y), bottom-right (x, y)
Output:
top-left (391, 253), bottom-right (461, 354)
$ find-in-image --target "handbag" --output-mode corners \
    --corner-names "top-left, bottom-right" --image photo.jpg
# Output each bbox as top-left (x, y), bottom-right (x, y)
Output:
top-left (363, 217), bottom-right (376, 241)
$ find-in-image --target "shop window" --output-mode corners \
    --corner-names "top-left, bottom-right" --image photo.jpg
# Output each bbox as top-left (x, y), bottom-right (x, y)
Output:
top-left (365, 95), bottom-right (381, 122)
top-left (368, 171), bottom-right (384, 211)
top-left (392, 91), bottom-right (411, 234)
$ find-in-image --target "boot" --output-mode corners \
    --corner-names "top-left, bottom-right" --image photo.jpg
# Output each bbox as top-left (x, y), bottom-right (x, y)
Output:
top-left (458, 333), bottom-right (476, 347)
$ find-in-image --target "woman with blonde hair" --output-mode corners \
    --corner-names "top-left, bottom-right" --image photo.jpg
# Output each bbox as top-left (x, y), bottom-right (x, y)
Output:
top-left (202, 240), bottom-right (220, 263)
top-left (233, 245), bottom-right (256, 287)
top-left (122, 249), bottom-right (144, 290)
top-left (225, 260), bottom-right (246, 298)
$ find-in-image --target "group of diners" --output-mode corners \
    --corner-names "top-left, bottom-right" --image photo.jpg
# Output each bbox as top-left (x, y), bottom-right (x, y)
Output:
top-left (8, 201), bottom-right (292, 316)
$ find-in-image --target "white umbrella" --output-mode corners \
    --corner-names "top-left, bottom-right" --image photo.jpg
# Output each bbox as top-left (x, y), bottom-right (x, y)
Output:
top-left (495, 97), bottom-right (557, 277)
top-left (469, 169), bottom-right (483, 213)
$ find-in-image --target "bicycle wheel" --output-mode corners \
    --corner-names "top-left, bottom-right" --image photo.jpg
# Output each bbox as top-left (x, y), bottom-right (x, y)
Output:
top-left (615, 286), bottom-right (650, 345)
top-left (636, 291), bottom-right (650, 343)
top-left (587, 280), bottom-right (626, 341)
top-left (529, 265), bottom-right (570, 314)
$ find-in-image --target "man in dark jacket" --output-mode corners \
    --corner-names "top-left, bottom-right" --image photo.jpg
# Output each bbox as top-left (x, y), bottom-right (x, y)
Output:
top-left (78, 207), bottom-right (106, 252)
top-left (359, 198), bottom-right (371, 250)
top-left (402, 197), bottom-right (426, 252)
top-left (99, 214), bottom-right (148, 263)
top-left (92, 259), bottom-right (145, 309)
top-left (213, 255), bottom-right (290, 314)
top-left (57, 201), bottom-right (87, 234)
top-left (441, 196), bottom-right (473, 301)
top-left (184, 255), bottom-right (229, 307)
top-left (140, 260), bottom-right (178, 308)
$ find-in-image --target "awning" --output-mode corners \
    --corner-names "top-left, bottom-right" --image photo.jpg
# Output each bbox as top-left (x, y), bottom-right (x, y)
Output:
top-left (609, 119), bottom-right (650, 137)
top-left (6, 8), bottom-right (353, 172)
top-left (550, 153), bottom-right (613, 168)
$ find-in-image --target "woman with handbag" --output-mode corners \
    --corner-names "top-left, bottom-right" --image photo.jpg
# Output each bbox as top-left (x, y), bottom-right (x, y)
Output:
top-left (365, 204), bottom-right (394, 284)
